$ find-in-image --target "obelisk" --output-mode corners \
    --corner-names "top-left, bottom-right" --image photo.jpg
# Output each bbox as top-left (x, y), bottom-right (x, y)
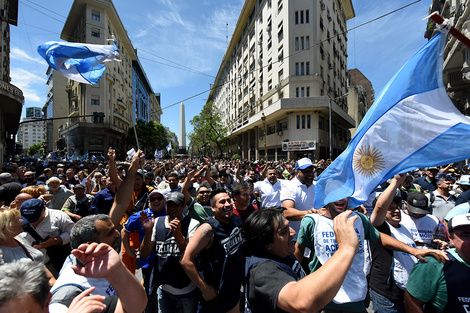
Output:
top-left (179, 102), bottom-right (186, 154)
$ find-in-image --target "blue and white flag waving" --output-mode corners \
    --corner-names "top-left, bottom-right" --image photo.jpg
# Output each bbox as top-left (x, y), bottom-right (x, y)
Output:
top-left (92, 155), bottom-right (97, 161)
top-left (315, 33), bottom-right (470, 209)
top-left (38, 41), bottom-right (119, 85)
top-left (166, 142), bottom-right (172, 152)
top-left (155, 149), bottom-right (163, 159)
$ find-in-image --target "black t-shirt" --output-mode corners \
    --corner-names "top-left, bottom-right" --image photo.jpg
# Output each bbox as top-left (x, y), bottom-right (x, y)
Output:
top-left (369, 222), bottom-right (404, 302)
top-left (247, 259), bottom-right (297, 313)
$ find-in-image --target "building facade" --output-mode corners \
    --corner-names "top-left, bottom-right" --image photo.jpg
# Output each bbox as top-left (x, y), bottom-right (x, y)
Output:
top-left (425, 0), bottom-right (470, 114)
top-left (17, 107), bottom-right (45, 154)
top-left (347, 68), bottom-right (373, 137)
top-left (55, 0), bottom-right (161, 158)
top-left (207, 0), bottom-right (355, 161)
top-left (0, 0), bottom-right (23, 162)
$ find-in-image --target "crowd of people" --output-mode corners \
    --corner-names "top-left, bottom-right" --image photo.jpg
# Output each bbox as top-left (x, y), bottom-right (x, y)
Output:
top-left (0, 148), bottom-right (469, 313)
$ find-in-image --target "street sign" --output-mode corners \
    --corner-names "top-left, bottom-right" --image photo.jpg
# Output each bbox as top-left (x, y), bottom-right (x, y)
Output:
top-left (282, 141), bottom-right (316, 151)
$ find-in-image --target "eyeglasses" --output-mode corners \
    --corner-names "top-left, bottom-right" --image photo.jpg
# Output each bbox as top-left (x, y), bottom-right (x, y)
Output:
top-left (199, 191), bottom-right (211, 195)
top-left (150, 196), bottom-right (164, 202)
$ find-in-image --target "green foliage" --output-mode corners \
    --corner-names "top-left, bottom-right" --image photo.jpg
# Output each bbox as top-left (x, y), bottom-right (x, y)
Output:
top-left (28, 142), bottom-right (44, 156)
top-left (232, 153), bottom-right (240, 160)
top-left (125, 120), bottom-right (170, 156)
top-left (189, 101), bottom-right (228, 158)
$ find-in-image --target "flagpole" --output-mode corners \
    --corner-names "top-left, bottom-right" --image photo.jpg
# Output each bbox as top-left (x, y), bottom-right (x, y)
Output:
top-left (429, 12), bottom-right (470, 49)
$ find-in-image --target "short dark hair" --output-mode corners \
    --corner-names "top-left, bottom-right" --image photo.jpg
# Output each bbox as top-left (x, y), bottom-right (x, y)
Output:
top-left (168, 172), bottom-right (178, 179)
top-left (232, 182), bottom-right (250, 197)
top-left (210, 188), bottom-right (229, 207)
top-left (70, 214), bottom-right (110, 249)
top-left (242, 207), bottom-right (285, 256)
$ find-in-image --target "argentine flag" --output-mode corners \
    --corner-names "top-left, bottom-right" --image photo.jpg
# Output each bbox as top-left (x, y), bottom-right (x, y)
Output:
top-left (155, 149), bottom-right (163, 159)
top-left (38, 41), bottom-right (119, 85)
top-left (166, 142), bottom-right (172, 152)
top-left (315, 32), bottom-right (470, 209)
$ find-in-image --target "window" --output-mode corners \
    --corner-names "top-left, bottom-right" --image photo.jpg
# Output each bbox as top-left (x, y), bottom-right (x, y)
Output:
top-left (296, 115), bottom-right (300, 128)
top-left (295, 37), bottom-right (299, 51)
top-left (306, 62), bottom-right (310, 75)
top-left (306, 87), bottom-right (310, 97)
top-left (301, 36), bottom-right (304, 50)
top-left (306, 10), bottom-right (309, 23)
top-left (268, 58), bottom-right (272, 72)
top-left (307, 115), bottom-right (311, 128)
top-left (268, 124), bottom-right (276, 135)
top-left (91, 28), bottom-right (100, 38)
top-left (278, 0), bottom-right (283, 12)
top-left (306, 36), bottom-right (310, 49)
top-left (302, 115), bottom-right (305, 129)
top-left (278, 21), bottom-right (284, 42)
top-left (301, 87), bottom-right (305, 97)
top-left (91, 96), bottom-right (100, 105)
top-left (301, 62), bottom-right (304, 76)
top-left (278, 69), bottom-right (284, 81)
top-left (295, 11), bottom-right (299, 24)
top-left (296, 88), bottom-right (299, 98)
top-left (300, 10), bottom-right (304, 24)
top-left (268, 79), bottom-right (273, 90)
top-left (92, 10), bottom-right (100, 21)
top-left (295, 63), bottom-right (299, 76)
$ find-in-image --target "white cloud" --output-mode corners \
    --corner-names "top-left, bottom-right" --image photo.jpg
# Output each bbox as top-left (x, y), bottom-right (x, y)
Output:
top-left (10, 47), bottom-right (43, 63)
top-left (10, 68), bottom-right (45, 103)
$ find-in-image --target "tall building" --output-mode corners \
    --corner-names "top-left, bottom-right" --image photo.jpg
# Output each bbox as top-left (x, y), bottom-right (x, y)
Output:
top-left (0, 0), bottom-right (24, 162)
top-left (53, 0), bottom-right (161, 158)
top-left (207, 0), bottom-right (355, 160)
top-left (425, 0), bottom-right (470, 114)
top-left (17, 107), bottom-right (45, 154)
top-left (347, 68), bottom-right (373, 137)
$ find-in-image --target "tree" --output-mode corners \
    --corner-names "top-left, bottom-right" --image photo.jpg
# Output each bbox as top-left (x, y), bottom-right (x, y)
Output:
top-left (189, 101), bottom-right (228, 158)
top-left (125, 120), bottom-right (169, 156)
top-left (28, 142), bottom-right (44, 156)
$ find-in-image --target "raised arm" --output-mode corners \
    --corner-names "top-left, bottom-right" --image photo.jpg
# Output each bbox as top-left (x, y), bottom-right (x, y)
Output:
top-left (182, 170), bottom-right (196, 204)
top-left (109, 150), bottom-right (144, 226)
top-left (139, 210), bottom-right (155, 259)
top-left (107, 147), bottom-right (123, 189)
top-left (370, 173), bottom-right (406, 227)
top-left (71, 242), bottom-right (147, 313)
top-left (277, 211), bottom-right (359, 312)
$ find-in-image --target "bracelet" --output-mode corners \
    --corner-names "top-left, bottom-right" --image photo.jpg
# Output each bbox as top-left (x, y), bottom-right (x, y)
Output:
top-left (177, 239), bottom-right (185, 246)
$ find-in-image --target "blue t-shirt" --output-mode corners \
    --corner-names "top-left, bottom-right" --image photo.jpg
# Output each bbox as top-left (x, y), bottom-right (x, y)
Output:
top-left (124, 207), bottom-right (166, 268)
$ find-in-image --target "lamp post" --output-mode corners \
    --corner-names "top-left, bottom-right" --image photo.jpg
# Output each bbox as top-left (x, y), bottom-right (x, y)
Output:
top-left (261, 112), bottom-right (267, 161)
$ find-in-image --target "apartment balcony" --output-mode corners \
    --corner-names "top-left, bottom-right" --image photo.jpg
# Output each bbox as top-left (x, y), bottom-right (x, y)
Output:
top-left (69, 106), bottom-right (80, 117)
top-left (113, 109), bottom-right (130, 124)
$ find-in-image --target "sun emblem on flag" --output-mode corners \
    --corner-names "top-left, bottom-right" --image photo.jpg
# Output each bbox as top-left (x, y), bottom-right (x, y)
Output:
top-left (353, 146), bottom-right (386, 178)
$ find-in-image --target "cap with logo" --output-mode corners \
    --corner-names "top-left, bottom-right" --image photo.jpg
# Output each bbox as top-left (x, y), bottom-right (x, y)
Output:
top-left (406, 192), bottom-right (430, 215)
top-left (20, 199), bottom-right (45, 224)
top-left (295, 158), bottom-right (315, 171)
top-left (448, 213), bottom-right (470, 233)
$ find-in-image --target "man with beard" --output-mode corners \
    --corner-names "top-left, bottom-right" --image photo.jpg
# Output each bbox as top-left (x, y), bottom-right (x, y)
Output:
top-left (46, 177), bottom-right (74, 210)
top-left (254, 167), bottom-right (285, 209)
top-left (281, 158), bottom-right (317, 239)
top-left (181, 189), bottom-right (244, 313)
top-left (23, 171), bottom-right (39, 187)
top-left (182, 168), bottom-right (213, 222)
top-left (140, 192), bottom-right (200, 312)
top-left (49, 214), bottom-right (122, 307)
top-left (295, 197), bottom-right (448, 312)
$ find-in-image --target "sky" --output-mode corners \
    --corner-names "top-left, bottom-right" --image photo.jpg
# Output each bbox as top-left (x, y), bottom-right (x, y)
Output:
top-left (10, 0), bottom-right (431, 144)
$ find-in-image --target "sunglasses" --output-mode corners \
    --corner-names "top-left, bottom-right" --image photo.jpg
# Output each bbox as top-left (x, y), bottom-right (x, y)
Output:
top-left (199, 191), bottom-right (211, 195)
top-left (150, 196), bottom-right (164, 202)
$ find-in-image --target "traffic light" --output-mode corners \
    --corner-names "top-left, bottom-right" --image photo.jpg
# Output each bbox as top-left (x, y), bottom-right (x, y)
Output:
top-left (92, 112), bottom-right (105, 123)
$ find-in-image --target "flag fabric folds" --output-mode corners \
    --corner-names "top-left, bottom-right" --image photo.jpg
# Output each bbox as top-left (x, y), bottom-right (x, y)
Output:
top-left (155, 149), bottom-right (163, 159)
top-left (92, 155), bottom-right (97, 161)
top-left (127, 148), bottom-right (136, 158)
top-left (166, 142), bottom-right (172, 152)
top-left (37, 41), bottom-right (119, 85)
top-left (314, 32), bottom-right (470, 209)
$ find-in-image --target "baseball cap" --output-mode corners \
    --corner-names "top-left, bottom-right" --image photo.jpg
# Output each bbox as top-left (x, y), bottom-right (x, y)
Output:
top-left (149, 189), bottom-right (167, 199)
top-left (448, 213), bottom-right (470, 233)
top-left (427, 167), bottom-right (439, 171)
top-left (406, 192), bottom-right (430, 215)
top-left (20, 199), bottom-right (45, 224)
top-left (457, 175), bottom-right (470, 186)
top-left (166, 192), bottom-right (185, 206)
top-left (295, 158), bottom-right (315, 171)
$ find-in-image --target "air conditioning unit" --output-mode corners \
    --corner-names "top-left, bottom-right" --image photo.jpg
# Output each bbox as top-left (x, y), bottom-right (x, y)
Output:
top-left (275, 84), bottom-right (280, 89)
